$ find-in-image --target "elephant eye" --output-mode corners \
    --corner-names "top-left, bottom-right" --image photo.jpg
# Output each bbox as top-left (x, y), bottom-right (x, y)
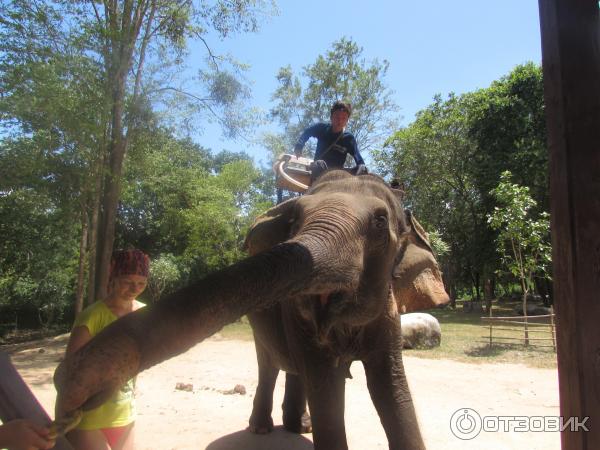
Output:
top-left (373, 213), bottom-right (388, 231)
top-left (288, 215), bottom-right (301, 237)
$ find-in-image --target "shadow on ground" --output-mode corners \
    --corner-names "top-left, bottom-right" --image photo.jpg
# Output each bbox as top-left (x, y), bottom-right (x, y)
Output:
top-left (206, 427), bottom-right (313, 450)
top-left (465, 344), bottom-right (512, 358)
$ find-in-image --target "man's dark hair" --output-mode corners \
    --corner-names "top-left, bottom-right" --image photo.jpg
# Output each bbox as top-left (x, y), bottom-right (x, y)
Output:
top-left (330, 101), bottom-right (352, 117)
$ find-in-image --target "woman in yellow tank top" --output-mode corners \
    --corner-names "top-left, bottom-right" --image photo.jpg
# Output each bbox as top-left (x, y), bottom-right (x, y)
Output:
top-left (65, 249), bottom-right (150, 450)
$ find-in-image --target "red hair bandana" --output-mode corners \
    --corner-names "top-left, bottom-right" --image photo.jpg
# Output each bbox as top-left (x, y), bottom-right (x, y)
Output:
top-left (110, 249), bottom-right (150, 280)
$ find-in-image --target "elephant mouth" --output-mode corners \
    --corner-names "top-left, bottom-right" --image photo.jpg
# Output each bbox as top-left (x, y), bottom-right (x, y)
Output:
top-left (319, 290), bottom-right (345, 307)
top-left (314, 290), bottom-right (349, 344)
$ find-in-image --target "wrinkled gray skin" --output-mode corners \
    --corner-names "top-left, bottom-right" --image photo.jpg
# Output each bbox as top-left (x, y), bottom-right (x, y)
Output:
top-left (244, 171), bottom-right (449, 450)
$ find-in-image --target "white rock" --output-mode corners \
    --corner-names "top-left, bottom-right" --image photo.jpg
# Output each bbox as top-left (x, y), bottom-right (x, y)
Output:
top-left (401, 313), bottom-right (442, 349)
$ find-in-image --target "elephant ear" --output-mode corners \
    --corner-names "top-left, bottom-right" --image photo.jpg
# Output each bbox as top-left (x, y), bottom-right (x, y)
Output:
top-left (244, 197), bottom-right (297, 256)
top-left (391, 210), bottom-right (449, 313)
top-left (405, 209), bottom-right (434, 253)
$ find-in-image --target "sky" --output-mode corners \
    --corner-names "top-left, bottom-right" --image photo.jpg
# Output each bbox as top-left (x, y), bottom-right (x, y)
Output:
top-left (192, 0), bottom-right (542, 167)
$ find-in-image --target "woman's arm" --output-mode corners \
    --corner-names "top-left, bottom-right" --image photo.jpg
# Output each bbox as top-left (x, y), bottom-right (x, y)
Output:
top-left (66, 326), bottom-right (92, 355)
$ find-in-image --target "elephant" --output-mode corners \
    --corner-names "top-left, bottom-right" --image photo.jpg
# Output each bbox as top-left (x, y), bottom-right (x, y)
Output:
top-left (243, 170), bottom-right (449, 449)
top-left (53, 170), bottom-right (448, 450)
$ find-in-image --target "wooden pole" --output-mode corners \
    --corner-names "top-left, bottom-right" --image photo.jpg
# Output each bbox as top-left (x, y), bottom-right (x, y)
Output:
top-left (538, 1), bottom-right (600, 448)
top-left (489, 303), bottom-right (493, 349)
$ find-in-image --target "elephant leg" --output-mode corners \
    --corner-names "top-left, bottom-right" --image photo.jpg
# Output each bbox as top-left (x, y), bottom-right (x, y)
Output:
top-left (248, 342), bottom-right (279, 434)
top-left (362, 319), bottom-right (426, 450)
top-left (282, 372), bottom-right (311, 433)
top-left (305, 363), bottom-right (348, 450)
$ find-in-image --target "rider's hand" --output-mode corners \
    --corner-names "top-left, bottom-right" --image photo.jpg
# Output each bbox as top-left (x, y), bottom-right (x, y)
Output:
top-left (293, 144), bottom-right (303, 158)
top-left (356, 164), bottom-right (368, 175)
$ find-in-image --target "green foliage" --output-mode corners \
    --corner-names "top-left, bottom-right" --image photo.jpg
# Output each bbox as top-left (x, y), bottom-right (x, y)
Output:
top-left (0, 0), bottom-right (277, 322)
top-left (116, 129), bottom-right (272, 293)
top-left (374, 63), bottom-right (549, 300)
top-left (466, 64), bottom-right (548, 212)
top-left (147, 254), bottom-right (181, 303)
top-left (0, 188), bottom-right (79, 327)
top-left (427, 230), bottom-right (450, 257)
top-left (487, 171), bottom-right (551, 291)
top-left (266, 37), bottom-right (398, 161)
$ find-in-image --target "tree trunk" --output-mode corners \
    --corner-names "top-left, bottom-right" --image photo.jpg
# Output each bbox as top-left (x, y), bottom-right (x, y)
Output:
top-left (94, 2), bottom-right (148, 299)
top-left (522, 284), bottom-right (529, 346)
top-left (441, 260), bottom-right (456, 308)
top-left (87, 149), bottom-right (105, 305)
top-left (484, 277), bottom-right (495, 314)
top-left (473, 271), bottom-right (481, 301)
top-left (96, 139), bottom-right (126, 300)
top-left (74, 210), bottom-right (89, 315)
top-left (95, 46), bottom-right (132, 299)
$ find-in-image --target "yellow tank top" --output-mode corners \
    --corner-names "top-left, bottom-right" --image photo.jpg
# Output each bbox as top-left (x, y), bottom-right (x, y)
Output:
top-left (72, 300), bottom-right (144, 429)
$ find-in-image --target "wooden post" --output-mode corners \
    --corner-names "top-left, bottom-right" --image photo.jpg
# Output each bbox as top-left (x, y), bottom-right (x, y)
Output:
top-left (550, 305), bottom-right (557, 352)
top-left (488, 304), bottom-right (493, 349)
top-left (538, 1), bottom-right (600, 449)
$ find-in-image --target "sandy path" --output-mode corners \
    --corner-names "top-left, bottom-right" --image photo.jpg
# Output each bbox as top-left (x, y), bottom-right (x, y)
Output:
top-left (4, 334), bottom-right (560, 450)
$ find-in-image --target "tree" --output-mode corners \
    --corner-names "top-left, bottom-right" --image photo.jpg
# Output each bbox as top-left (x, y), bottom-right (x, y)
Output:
top-left (488, 171), bottom-right (551, 344)
top-left (0, 186), bottom-right (79, 327)
top-left (466, 63), bottom-right (548, 213)
top-left (1, 0), bottom-right (276, 306)
top-left (375, 94), bottom-right (492, 302)
top-left (77, 0), bottom-right (276, 300)
top-left (0, 0), bottom-right (110, 313)
top-left (116, 129), bottom-right (271, 287)
top-left (266, 37), bottom-right (398, 162)
top-left (374, 63), bottom-right (548, 303)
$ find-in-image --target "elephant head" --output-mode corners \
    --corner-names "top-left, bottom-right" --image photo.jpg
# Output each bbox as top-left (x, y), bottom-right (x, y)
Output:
top-left (55, 171), bottom-right (448, 416)
top-left (393, 210), bottom-right (450, 313)
top-left (246, 172), bottom-right (449, 337)
top-left (246, 171), bottom-right (405, 341)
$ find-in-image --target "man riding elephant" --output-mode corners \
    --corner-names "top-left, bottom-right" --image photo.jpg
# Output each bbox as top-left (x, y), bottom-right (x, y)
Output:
top-left (294, 101), bottom-right (368, 181)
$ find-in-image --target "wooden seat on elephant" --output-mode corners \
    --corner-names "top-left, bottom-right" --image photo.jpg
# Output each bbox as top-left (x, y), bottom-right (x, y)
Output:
top-left (273, 154), bottom-right (313, 193)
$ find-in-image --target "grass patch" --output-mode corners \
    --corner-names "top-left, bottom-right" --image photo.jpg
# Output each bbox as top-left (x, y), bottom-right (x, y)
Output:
top-left (218, 316), bottom-right (254, 341)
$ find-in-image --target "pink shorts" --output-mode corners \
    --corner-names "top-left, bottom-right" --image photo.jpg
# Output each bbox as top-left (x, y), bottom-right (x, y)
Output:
top-left (100, 424), bottom-right (130, 447)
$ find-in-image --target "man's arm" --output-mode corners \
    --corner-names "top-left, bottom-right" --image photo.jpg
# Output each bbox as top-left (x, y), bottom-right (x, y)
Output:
top-left (294, 123), bottom-right (325, 156)
top-left (349, 136), bottom-right (366, 166)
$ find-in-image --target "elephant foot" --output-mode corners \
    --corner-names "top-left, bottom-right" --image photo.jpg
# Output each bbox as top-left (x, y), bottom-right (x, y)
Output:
top-left (247, 415), bottom-right (274, 434)
top-left (283, 411), bottom-right (312, 434)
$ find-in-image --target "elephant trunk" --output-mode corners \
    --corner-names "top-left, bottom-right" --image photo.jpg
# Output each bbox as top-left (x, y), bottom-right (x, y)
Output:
top-left (55, 240), bottom-right (327, 415)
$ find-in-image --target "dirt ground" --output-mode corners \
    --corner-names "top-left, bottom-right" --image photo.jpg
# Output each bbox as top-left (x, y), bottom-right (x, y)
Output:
top-left (4, 333), bottom-right (560, 450)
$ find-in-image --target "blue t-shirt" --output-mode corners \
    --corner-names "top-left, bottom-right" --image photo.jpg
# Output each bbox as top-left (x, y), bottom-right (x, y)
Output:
top-left (295, 123), bottom-right (365, 169)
